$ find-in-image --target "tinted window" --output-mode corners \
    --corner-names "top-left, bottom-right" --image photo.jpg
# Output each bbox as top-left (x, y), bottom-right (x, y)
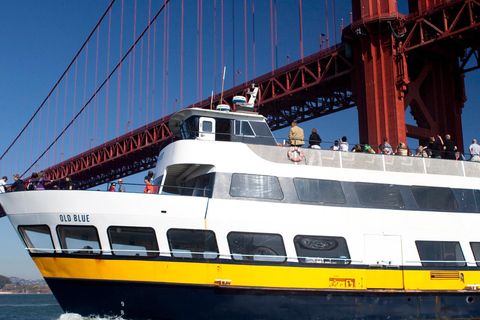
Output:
top-left (416, 241), bottom-right (465, 267)
top-left (250, 121), bottom-right (273, 138)
top-left (411, 186), bottom-right (458, 211)
top-left (228, 232), bottom-right (286, 262)
top-left (354, 182), bottom-right (404, 208)
top-left (470, 242), bottom-right (480, 267)
top-left (57, 225), bottom-right (101, 255)
top-left (180, 173), bottom-right (213, 197)
top-left (230, 173), bottom-right (283, 200)
top-left (294, 178), bottom-right (346, 204)
top-left (18, 225), bottom-right (54, 254)
top-left (167, 229), bottom-right (218, 260)
top-left (294, 235), bottom-right (351, 265)
top-left (108, 226), bottom-right (159, 257)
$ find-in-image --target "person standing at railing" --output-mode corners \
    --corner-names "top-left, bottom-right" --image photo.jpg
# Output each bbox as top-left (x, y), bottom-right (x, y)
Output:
top-left (144, 176), bottom-right (153, 194)
top-left (308, 128), bottom-right (322, 149)
top-left (0, 176), bottom-right (7, 193)
top-left (339, 136), bottom-right (349, 152)
top-left (117, 179), bottom-right (126, 192)
top-left (444, 134), bottom-right (457, 160)
top-left (10, 174), bottom-right (25, 192)
top-left (288, 122), bottom-right (305, 147)
top-left (469, 139), bottom-right (480, 162)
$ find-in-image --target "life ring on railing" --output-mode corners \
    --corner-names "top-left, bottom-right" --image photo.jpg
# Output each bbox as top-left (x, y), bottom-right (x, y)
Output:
top-left (288, 147), bottom-right (304, 162)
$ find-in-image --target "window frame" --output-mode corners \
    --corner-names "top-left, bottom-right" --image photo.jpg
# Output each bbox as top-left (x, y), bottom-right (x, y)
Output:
top-left (227, 231), bottom-right (287, 263)
top-left (167, 228), bottom-right (219, 260)
top-left (108, 226), bottom-right (159, 257)
top-left (56, 225), bottom-right (102, 255)
top-left (294, 235), bottom-right (351, 265)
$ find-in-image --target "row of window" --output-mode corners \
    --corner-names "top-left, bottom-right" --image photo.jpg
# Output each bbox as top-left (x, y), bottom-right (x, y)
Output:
top-left (229, 174), bottom-right (478, 212)
top-left (19, 224), bottom-right (480, 268)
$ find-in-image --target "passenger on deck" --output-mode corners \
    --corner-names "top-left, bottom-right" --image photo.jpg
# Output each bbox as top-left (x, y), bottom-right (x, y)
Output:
top-left (444, 134), bottom-right (457, 160)
top-left (11, 174), bottom-right (25, 192)
top-left (362, 142), bottom-right (375, 154)
top-left (117, 179), bottom-right (126, 192)
top-left (383, 138), bottom-right (393, 155)
top-left (396, 142), bottom-right (409, 156)
top-left (35, 171), bottom-right (50, 190)
top-left (351, 144), bottom-right (362, 152)
top-left (63, 176), bottom-right (75, 190)
top-left (414, 146), bottom-right (428, 157)
top-left (427, 135), bottom-right (443, 159)
top-left (108, 183), bottom-right (116, 192)
top-left (288, 122), bottom-right (305, 147)
top-left (330, 140), bottom-right (340, 151)
top-left (0, 176), bottom-right (7, 193)
top-left (144, 176), bottom-right (153, 194)
top-left (339, 136), bottom-right (349, 152)
top-left (308, 128), bottom-right (322, 149)
top-left (469, 139), bottom-right (480, 162)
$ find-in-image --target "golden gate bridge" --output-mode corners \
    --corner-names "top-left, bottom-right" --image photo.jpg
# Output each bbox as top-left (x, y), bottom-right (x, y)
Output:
top-left (1, 0), bottom-right (480, 189)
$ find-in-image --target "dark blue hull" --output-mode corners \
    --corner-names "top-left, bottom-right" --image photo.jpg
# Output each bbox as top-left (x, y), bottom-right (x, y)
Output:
top-left (46, 278), bottom-right (480, 319)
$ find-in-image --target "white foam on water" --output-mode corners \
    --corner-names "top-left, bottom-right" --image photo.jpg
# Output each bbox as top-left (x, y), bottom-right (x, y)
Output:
top-left (58, 313), bottom-right (125, 320)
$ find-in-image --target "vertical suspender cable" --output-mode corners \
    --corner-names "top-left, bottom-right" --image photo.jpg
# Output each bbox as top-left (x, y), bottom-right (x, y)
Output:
top-left (270, 0), bottom-right (274, 72)
top-left (274, 0), bottom-right (278, 69)
top-left (332, 0), bottom-right (336, 45)
top-left (325, 0), bottom-right (329, 48)
top-left (298, 0), bottom-right (304, 60)
top-left (82, 43), bottom-right (89, 152)
top-left (214, 0), bottom-right (217, 93)
top-left (45, 98), bottom-right (51, 167)
top-left (232, 0), bottom-right (235, 86)
top-left (166, 2), bottom-right (170, 114)
top-left (181, 0), bottom-right (184, 109)
top-left (71, 58), bottom-right (78, 157)
top-left (152, 11), bottom-right (157, 121)
top-left (197, 0), bottom-right (200, 101)
top-left (146, 0), bottom-right (152, 124)
top-left (244, 0), bottom-right (247, 82)
top-left (54, 88), bottom-right (59, 165)
top-left (221, 0), bottom-right (224, 80)
top-left (200, 0), bottom-right (203, 99)
top-left (116, 0), bottom-right (124, 137)
top-left (62, 73), bottom-right (69, 160)
top-left (131, 0), bottom-right (137, 129)
top-left (94, 26), bottom-right (100, 147)
top-left (162, 3), bottom-right (167, 118)
top-left (105, 9), bottom-right (112, 143)
top-left (252, 0), bottom-right (255, 78)
top-left (139, 36), bottom-right (144, 127)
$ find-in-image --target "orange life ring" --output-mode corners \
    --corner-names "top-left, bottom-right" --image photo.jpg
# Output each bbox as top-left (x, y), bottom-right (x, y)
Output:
top-left (288, 147), bottom-right (304, 162)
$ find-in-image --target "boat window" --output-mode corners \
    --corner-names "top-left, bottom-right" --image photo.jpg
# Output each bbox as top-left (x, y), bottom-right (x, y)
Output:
top-left (470, 242), bottom-right (480, 267)
top-left (354, 182), bottom-right (404, 209)
top-left (57, 225), bottom-right (101, 255)
top-left (230, 173), bottom-right (283, 200)
top-left (108, 226), bottom-right (159, 257)
top-left (228, 232), bottom-right (286, 262)
top-left (180, 174), bottom-right (214, 197)
top-left (415, 241), bottom-right (465, 267)
top-left (294, 235), bottom-right (351, 265)
top-left (167, 229), bottom-right (219, 260)
top-left (411, 186), bottom-right (458, 211)
top-left (235, 120), bottom-right (255, 136)
top-left (18, 225), bottom-right (55, 254)
top-left (474, 190), bottom-right (480, 213)
top-left (294, 178), bottom-right (346, 204)
top-left (215, 118), bottom-right (232, 141)
top-left (250, 121), bottom-right (274, 139)
top-left (180, 116), bottom-right (199, 139)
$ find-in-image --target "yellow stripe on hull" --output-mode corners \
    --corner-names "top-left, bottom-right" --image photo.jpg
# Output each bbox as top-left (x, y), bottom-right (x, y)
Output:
top-left (33, 256), bottom-right (480, 291)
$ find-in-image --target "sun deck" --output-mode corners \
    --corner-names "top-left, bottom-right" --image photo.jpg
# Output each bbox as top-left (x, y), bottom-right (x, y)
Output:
top-left (248, 145), bottom-right (480, 178)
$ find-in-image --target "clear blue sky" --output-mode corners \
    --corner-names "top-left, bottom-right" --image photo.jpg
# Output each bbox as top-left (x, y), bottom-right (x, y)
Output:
top-left (0, 1), bottom-right (479, 279)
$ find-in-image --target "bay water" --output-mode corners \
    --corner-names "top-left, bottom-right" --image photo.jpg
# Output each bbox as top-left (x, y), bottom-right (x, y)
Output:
top-left (0, 294), bottom-right (124, 320)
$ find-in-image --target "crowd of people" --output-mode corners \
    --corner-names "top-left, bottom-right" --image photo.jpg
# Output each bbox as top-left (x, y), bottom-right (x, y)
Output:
top-left (287, 122), bottom-right (479, 161)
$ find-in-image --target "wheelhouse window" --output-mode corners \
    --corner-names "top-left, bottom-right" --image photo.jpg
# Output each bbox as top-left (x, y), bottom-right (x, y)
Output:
top-left (470, 242), bottom-right (480, 267)
top-left (230, 173), bottom-right (283, 200)
top-left (354, 182), bottom-right (404, 209)
top-left (167, 229), bottom-right (218, 260)
top-left (294, 178), bottom-right (346, 204)
top-left (235, 120), bottom-right (255, 136)
top-left (18, 225), bottom-right (55, 254)
top-left (411, 186), bottom-right (458, 211)
top-left (108, 226), bottom-right (159, 257)
top-left (415, 241), bottom-right (465, 267)
top-left (57, 225), bottom-right (101, 255)
top-left (228, 232), bottom-right (286, 262)
top-left (294, 235), bottom-right (351, 265)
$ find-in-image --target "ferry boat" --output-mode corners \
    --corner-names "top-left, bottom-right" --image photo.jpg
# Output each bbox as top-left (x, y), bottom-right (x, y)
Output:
top-left (2, 86), bottom-right (480, 319)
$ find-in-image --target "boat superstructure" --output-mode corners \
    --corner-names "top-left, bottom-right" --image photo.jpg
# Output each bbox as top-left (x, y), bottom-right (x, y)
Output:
top-left (2, 96), bottom-right (480, 319)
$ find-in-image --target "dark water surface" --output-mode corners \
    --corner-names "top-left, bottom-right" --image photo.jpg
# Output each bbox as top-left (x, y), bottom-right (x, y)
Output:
top-left (0, 294), bottom-right (124, 320)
